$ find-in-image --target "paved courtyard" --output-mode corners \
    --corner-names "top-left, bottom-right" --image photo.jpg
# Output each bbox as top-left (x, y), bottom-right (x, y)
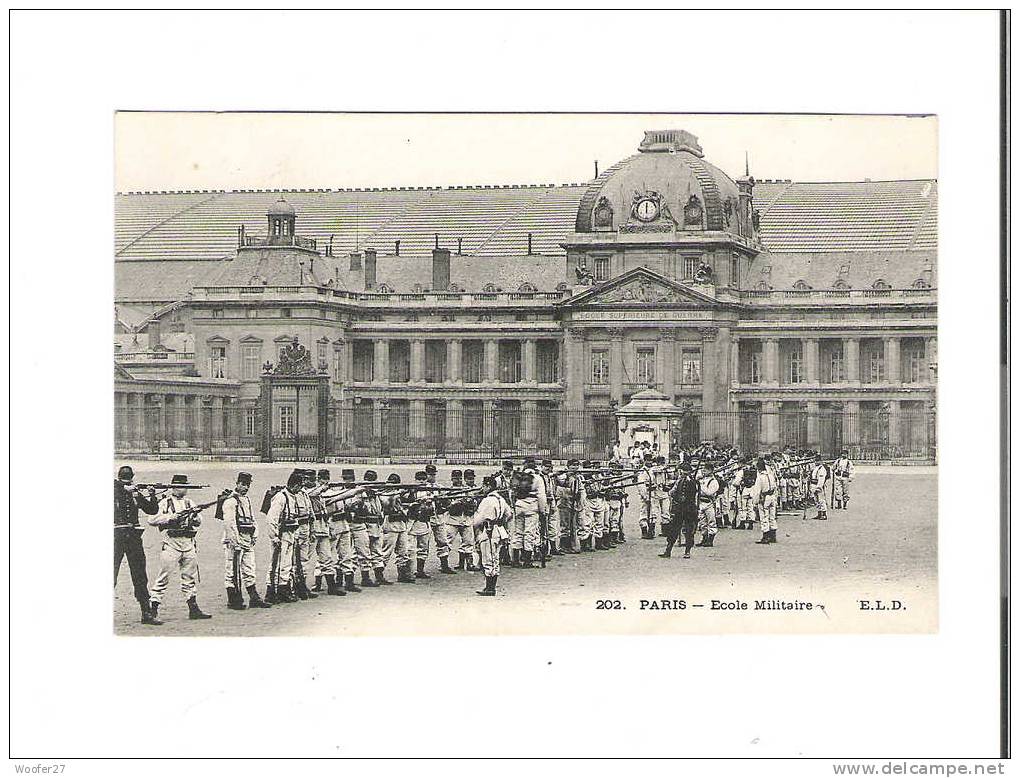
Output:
top-left (114, 462), bottom-right (937, 635)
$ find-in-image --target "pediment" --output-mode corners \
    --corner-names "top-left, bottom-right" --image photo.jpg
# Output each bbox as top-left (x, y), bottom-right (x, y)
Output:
top-left (561, 267), bottom-right (717, 308)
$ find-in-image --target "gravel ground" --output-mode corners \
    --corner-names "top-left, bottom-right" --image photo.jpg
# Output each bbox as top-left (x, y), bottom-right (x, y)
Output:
top-left (114, 462), bottom-right (937, 635)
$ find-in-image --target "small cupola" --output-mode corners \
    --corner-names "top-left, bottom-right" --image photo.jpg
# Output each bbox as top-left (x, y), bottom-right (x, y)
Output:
top-left (267, 197), bottom-right (296, 240)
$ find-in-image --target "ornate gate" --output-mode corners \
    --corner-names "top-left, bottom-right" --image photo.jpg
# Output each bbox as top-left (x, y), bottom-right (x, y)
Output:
top-left (259, 340), bottom-right (330, 462)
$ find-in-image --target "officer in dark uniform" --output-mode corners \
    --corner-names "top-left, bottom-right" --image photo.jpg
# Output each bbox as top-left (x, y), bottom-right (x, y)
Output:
top-left (114, 465), bottom-right (161, 625)
top-left (662, 463), bottom-right (699, 559)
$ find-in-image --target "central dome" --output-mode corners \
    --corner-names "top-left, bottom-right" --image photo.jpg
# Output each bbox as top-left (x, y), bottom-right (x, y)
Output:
top-left (575, 130), bottom-right (744, 235)
top-left (268, 197), bottom-right (296, 217)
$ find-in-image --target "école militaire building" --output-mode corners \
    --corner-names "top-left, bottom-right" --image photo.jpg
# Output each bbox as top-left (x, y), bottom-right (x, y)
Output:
top-left (114, 129), bottom-right (937, 463)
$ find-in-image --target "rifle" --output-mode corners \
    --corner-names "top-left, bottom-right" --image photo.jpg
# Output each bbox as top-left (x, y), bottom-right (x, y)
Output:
top-left (127, 482), bottom-right (210, 493)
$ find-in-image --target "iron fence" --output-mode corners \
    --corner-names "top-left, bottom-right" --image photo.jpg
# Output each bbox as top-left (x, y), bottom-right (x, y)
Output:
top-left (115, 403), bottom-right (936, 464)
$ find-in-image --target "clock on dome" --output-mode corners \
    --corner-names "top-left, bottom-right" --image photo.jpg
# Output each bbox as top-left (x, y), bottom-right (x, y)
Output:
top-left (634, 197), bottom-right (659, 222)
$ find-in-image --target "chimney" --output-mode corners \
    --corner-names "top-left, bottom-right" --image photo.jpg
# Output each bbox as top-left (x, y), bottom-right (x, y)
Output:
top-left (364, 247), bottom-right (377, 290)
top-left (527, 233), bottom-right (533, 255)
top-left (349, 251), bottom-right (362, 271)
top-left (147, 319), bottom-right (161, 350)
top-left (395, 239), bottom-right (400, 256)
top-left (432, 247), bottom-right (451, 292)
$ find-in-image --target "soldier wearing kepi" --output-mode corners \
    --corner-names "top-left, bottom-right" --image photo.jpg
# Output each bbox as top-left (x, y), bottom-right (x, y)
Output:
top-left (751, 457), bottom-right (779, 544)
top-left (148, 475), bottom-right (212, 621)
top-left (290, 469), bottom-right (318, 600)
top-left (539, 460), bottom-right (563, 557)
top-left (446, 470), bottom-right (477, 571)
top-left (424, 463), bottom-right (456, 574)
top-left (695, 464), bottom-right (722, 548)
top-left (662, 463), bottom-right (699, 559)
top-left (265, 472), bottom-right (303, 603)
top-left (651, 455), bottom-right (671, 536)
top-left (380, 473), bottom-right (415, 584)
top-left (222, 472), bottom-right (271, 610)
top-left (637, 453), bottom-right (658, 539)
top-left (832, 450), bottom-right (855, 510)
top-left (809, 454), bottom-right (830, 520)
top-left (555, 459), bottom-right (585, 554)
top-left (326, 469), bottom-right (365, 593)
top-left (408, 471), bottom-right (436, 579)
top-left (472, 475), bottom-right (514, 596)
top-left (309, 468), bottom-right (340, 595)
top-left (114, 465), bottom-right (161, 625)
top-left (358, 470), bottom-right (390, 587)
top-left (511, 457), bottom-right (547, 567)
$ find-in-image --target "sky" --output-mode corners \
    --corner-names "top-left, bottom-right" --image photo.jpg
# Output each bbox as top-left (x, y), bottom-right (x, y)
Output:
top-left (115, 113), bottom-right (938, 193)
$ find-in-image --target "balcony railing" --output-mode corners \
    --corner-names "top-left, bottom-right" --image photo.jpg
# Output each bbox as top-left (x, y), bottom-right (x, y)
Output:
top-left (741, 287), bottom-right (935, 303)
top-left (243, 234), bottom-right (318, 251)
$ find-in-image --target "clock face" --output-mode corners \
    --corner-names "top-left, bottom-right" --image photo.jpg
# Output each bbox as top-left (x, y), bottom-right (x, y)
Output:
top-left (635, 198), bottom-right (659, 222)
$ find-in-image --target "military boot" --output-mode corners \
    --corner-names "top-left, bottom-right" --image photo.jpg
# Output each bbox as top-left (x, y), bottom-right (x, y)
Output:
top-left (415, 559), bottom-right (431, 579)
top-left (326, 574), bottom-right (346, 595)
top-left (345, 573), bottom-right (362, 593)
top-left (278, 584), bottom-right (299, 603)
top-left (756, 532), bottom-right (770, 544)
top-left (769, 529), bottom-right (778, 543)
top-left (521, 550), bottom-right (535, 568)
top-left (247, 585), bottom-right (272, 608)
top-left (440, 556), bottom-right (457, 575)
top-left (360, 570), bottom-right (378, 588)
top-left (313, 575), bottom-right (323, 592)
top-left (265, 584), bottom-right (278, 604)
top-left (226, 587), bottom-right (247, 610)
top-left (463, 551), bottom-right (479, 569)
top-left (375, 568), bottom-right (393, 586)
top-left (187, 596), bottom-right (212, 620)
top-left (397, 563), bottom-right (416, 583)
top-left (476, 576), bottom-right (497, 596)
top-left (456, 554), bottom-right (466, 571)
top-left (141, 602), bottom-right (163, 626)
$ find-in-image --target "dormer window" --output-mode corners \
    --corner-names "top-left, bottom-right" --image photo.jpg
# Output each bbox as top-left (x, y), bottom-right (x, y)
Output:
top-left (912, 277), bottom-right (931, 289)
top-left (377, 283), bottom-right (393, 293)
top-left (793, 280), bottom-right (813, 291)
top-left (519, 282), bottom-right (537, 293)
top-left (833, 279), bottom-right (850, 290)
top-left (872, 279), bottom-right (891, 290)
top-left (483, 283), bottom-right (498, 293)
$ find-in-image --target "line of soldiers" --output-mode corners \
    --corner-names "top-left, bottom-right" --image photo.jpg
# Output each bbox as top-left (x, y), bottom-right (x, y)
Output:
top-left (114, 455), bottom-right (645, 624)
top-left (626, 446), bottom-right (855, 559)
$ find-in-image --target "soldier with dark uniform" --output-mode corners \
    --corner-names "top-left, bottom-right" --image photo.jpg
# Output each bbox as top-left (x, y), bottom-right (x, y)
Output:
top-left (114, 465), bottom-right (161, 625)
top-left (662, 463), bottom-right (699, 559)
top-left (222, 471), bottom-right (271, 610)
top-left (148, 474), bottom-right (212, 621)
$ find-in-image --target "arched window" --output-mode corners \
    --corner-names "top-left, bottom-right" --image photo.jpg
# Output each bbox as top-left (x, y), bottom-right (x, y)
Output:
top-left (376, 283), bottom-right (393, 293)
top-left (519, 282), bottom-right (537, 293)
top-left (872, 279), bottom-right (891, 290)
top-left (912, 277), bottom-right (931, 289)
top-left (447, 283), bottom-right (463, 293)
top-left (483, 283), bottom-right (499, 293)
top-left (793, 280), bottom-right (813, 291)
top-left (756, 280), bottom-right (772, 291)
top-left (833, 278), bottom-right (850, 290)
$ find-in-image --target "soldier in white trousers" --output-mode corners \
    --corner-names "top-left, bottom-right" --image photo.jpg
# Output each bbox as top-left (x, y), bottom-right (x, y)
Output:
top-left (751, 458), bottom-right (780, 544)
top-left (809, 455), bottom-right (830, 520)
top-left (446, 470), bottom-right (477, 571)
top-left (265, 472), bottom-right (304, 603)
top-left (832, 450), bottom-right (855, 509)
top-left (149, 474), bottom-right (212, 621)
top-left (472, 476), bottom-right (513, 596)
top-left (510, 458), bottom-right (547, 567)
top-left (221, 471), bottom-right (271, 610)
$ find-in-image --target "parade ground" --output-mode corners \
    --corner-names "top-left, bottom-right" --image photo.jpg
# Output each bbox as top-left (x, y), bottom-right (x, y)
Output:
top-left (114, 463), bottom-right (938, 636)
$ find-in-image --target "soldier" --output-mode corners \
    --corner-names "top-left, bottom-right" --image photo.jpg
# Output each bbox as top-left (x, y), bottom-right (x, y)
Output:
top-left (148, 474), bottom-right (212, 621)
top-left (604, 464), bottom-right (627, 547)
top-left (511, 457), bottom-right (547, 566)
top-left (265, 472), bottom-right (303, 603)
top-left (695, 464), bottom-right (722, 548)
top-left (114, 465), bottom-right (161, 625)
top-left (310, 468), bottom-right (341, 595)
top-left (324, 469), bottom-right (364, 594)
top-left (472, 475), bottom-right (513, 596)
top-left (662, 463), bottom-right (699, 559)
top-left (587, 474), bottom-right (610, 551)
top-left (539, 460), bottom-right (563, 557)
top-left (651, 455), bottom-right (671, 535)
top-left (751, 457), bottom-right (779, 544)
top-left (424, 463), bottom-right (456, 574)
top-left (493, 460), bottom-right (516, 565)
top-left (222, 471), bottom-right (271, 610)
top-left (407, 471), bottom-right (434, 579)
top-left (809, 455), bottom-right (830, 520)
top-left (555, 459), bottom-right (584, 554)
top-left (380, 473), bottom-right (415, 584)
top-left (446, 470), bottom-right (477, 571)
top-left (636, 453), bottom-right (657, 539)
top-left (357, 470), bottom-right (390, 587)
top-left (832, 450), bottom-right (855, 509)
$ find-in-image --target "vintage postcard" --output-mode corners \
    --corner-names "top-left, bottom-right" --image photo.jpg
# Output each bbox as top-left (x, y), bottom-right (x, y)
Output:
top-left (113, 112), bottom-right (938, 636)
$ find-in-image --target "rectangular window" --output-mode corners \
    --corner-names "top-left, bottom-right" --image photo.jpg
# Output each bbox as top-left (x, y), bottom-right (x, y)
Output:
top-left (864, 344), bottom-right (885, 384)
top-left (730, 255), bottom-right (740, 288)
top-left (681, 348), bottom-right (702, 385)
top-left (462, 342), bottom-right (484, 384)
top-left (636, 346), bottom-right (656, 384)
top-left (463, 400), bottom-right (484, 447)
top-left (389, 341), bottom-right (410, 383)
top-left (785, 343), bottom-right (804, 384)
top-left (748, 351), bottom-right (762, 384)
top-left (590, 349), bottom-right (609, 385)
top-left (352, 341), bottom-right (374, 382)
top-left (592, 257), bottom-right (610, 282)
top-left (316, 342), bottom-right (327, 372)
top-left (682, 256), bottom-right (700, 280)
top-left (209, 345), bottom-right (227, 379)
top-left (211, 308), bottom-right (224, 319)
top-left (904, 345), bottom-right (925, 383)
top-left (353, 400), bottom-right (373, 446)
top-left (277, 405), bottom-right (294, 438)
top-left (424, 340), bottom-right (447, 383)
top-left (498, 341), bottom-right (522, 383)
top-left (537, 339), bottom-right (560, 383)
top-left (244, 407), bottom-right (257, 437)
top-left (241, 343), bottom-right (261, 381)
top-left (826, 342), bottom-right (846, 383)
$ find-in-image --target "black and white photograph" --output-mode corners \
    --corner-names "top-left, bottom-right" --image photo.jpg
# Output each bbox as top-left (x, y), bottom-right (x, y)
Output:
top-left (111, 113), bottom-right (939, 635)
top-left (9, 8), bottom-right (1007, 763)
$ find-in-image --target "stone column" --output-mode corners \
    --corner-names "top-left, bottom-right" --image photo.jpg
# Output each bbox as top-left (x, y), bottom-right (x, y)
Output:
top-left (806, 400), bottom-right (820, 449)
top-left (715, 326), bottom-right (731, 412)
top-left (804, 337), bottom-right (820, 384)
top-left (522, 399), bottom-right (538, 447)
top-left (521, 339), bottom-right (535, 384)
top-left (846, 337), bottom-right (860, 384)
top-left (886, 337), bottom-right (901, 384)
top-left (764, 337), bottom-right (779, 385)
top-left (157, 394), bottom-right (171, 448)
top-left (410, 399), bottom-right (426, 443)
top-left (334, 342), bottom-right (346, 384)
top-left (609, 328), bottom-right (624, 404)
top-left (447, 398), bottom-right (463, 449)
top-left (211, 396), bottom-right (225, 448)
top-left (374, 339), bottom-right (389, 385)
top-left (730, 335), bottom-right (740, 388)
top-left (701, 328), bottom-right (718, 410)
top-left (762, 400), bottom-right (781, 448)
top-left (132, 392), bottom-right (146, 449)
top-left (485, 339), bottom-right (499, 384)
top-left (411, 339), bottom-right (425, 384)
top-left (887, 400), bottom-right (900, 450)
top-left (447, 339), bottom-right (461, 385)
top-left (660, 328), bottom-right (676, 400)
top-left (925, 336), bottom-right (937, 383)
top-left (565, 329), bottom-right (585, 412)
